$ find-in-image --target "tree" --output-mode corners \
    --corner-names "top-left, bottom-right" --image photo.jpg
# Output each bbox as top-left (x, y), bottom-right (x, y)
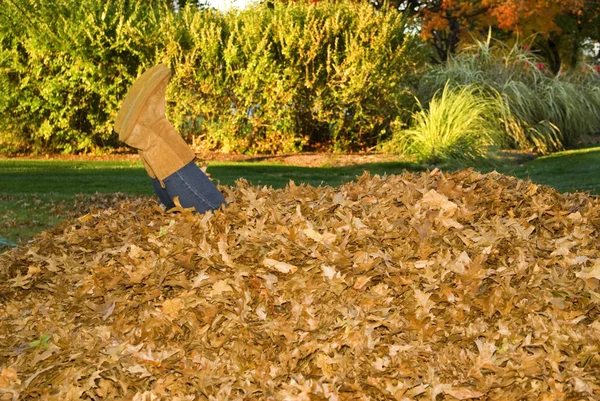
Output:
top-left (399, 0), bottom-right (600, 69)
top-left (485, 0), bottom-right (600, 72)
top-left (418, 0), bottom-right (491, 63)
top-left (535, 0), bottom-right (600, 72)
top-left (278, 0), bottom-right (600, 69)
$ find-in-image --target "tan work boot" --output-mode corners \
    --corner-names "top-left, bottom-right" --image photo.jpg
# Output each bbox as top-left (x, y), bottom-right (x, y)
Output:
top-left (114, 64), bottom-right (196, 185)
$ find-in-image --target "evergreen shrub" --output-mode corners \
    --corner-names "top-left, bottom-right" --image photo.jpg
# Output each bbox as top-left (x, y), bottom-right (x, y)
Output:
top-left (0, 0), bottom-right (423, 154)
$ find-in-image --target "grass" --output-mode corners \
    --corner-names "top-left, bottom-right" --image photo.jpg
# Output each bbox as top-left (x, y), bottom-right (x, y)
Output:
top-left (1, 147), bottom-right (599, 248)
top-left (385, 83), bottom-right (501, 166)
top-left (495, 146), bottom-right (600, 194)
top-left (0, 158), bottom-right (420, 193)
top-left (0, 158), bottom-right (420, 247)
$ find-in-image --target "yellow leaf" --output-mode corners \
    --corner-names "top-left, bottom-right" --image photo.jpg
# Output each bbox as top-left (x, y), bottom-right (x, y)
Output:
top-left (303, 228), bottom-right (322, 242)
top-left (211, 279), bottom-right (234, 296)
top-left (354, 275), bottom-right (371, 290)
top-left (0, 367), bottom-right (19, 388)
top-left (575, 260), bottom-right (600, 280)
top-left (78, 213), bottom-right (93, 223)
top-left (445, 387), bottom-right (485, 400)
top-left (419, 189), bottom-right (457, 214)
top-left (321, 264), bottom-right (338, 279)
top-left (161, 298), bottom-right (185, 318)
top-left (263, 258), bottom-right (298, 274)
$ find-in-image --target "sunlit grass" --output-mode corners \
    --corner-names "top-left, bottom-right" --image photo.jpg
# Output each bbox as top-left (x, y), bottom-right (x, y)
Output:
top-left (492, 146), bottom-right (600, 195)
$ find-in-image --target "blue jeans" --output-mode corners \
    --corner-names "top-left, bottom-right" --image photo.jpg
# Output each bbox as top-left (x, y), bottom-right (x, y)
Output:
top-left (151, 161), bottom-right (226, 213)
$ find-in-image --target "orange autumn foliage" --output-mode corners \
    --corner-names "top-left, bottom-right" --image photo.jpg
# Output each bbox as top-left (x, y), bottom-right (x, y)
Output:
top-left (418, 0), bottom-right (587, 38)
top-left (415, 0), bottom-right (594, 62)
top-left (485, 0), bottom-right (585, 36)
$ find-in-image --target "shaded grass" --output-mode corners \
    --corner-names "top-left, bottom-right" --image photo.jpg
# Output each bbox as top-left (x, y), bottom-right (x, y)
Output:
top-left (0, 160), bottom-right (154, 195)
top-left (0, 159), bottom-right (420, 193)
top-left (2, 148), bottom-right (599, 248)
top-left (0, 158), bottom-right (421, 247)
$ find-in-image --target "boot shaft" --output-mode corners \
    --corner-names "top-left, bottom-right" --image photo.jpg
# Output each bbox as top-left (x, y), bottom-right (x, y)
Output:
top-left (131, 117), bottom-right (196, 182)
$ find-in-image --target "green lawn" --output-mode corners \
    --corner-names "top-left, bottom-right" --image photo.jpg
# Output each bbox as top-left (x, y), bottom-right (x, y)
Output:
top-left (496, 146), bottom-right (600, 194)
top-left (1, 146), bottom-right (599, 247)
top-left (0, 159), bottom-right (420, 194)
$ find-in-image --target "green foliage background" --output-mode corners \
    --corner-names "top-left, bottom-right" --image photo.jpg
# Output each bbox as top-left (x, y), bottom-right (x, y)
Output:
top-left (0, 0), bottom-right (422, 154)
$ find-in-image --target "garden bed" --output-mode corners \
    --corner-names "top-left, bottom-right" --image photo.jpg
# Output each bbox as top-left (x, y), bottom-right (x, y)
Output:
top-left (1, 169), bottom-right (599, 400)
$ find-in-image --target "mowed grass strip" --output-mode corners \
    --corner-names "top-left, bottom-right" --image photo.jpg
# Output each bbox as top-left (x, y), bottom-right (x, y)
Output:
top-left (1, 146), bottom-right (599, 247)
top-left (0, 158), bottom-right (421, 246)
top-left (499, 146), bottom-right (600, 195)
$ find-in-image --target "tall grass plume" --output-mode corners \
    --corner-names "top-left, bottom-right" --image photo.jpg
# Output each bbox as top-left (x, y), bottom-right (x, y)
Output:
top-left (419, 38), bottom-right (600, 154)
top-left (383, 83), bottom-right (501, 166)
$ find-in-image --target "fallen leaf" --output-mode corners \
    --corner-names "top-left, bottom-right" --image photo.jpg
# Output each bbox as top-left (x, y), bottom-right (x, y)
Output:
top-left (263, 258), bottom-right (298, 274)
top-left (445, 387), bottom-right (485, 399)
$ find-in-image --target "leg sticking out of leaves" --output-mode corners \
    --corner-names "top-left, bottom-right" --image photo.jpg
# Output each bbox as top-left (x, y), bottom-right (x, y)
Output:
top-left (114, 64), bottom-right (226, 213)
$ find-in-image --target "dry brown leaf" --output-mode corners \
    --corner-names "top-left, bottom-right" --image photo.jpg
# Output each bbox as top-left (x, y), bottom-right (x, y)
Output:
top-left (575, 259), bottom-right (600, 280)
top-left (445, 387), bottom-right (485, 400)
top-left (263, 258), bottom-right (298, 274)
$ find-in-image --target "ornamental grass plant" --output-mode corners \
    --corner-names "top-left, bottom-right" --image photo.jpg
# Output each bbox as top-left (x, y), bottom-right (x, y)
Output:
top-left (383, 83), bottom-right (502, 166)
top-left (417, 38), bottom-right (600, 155)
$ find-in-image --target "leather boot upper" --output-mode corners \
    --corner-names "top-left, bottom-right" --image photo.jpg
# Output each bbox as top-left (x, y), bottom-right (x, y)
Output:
top-left (115, 64), bottom-right (196, 182)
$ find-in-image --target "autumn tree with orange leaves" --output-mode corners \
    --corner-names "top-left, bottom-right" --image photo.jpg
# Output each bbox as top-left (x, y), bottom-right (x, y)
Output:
top-left (402, 0), bottom-right (600, 71)
top-left (414, 0), bottom-right (491, 63)
top-left (485, 0), bottom-right (599, 72)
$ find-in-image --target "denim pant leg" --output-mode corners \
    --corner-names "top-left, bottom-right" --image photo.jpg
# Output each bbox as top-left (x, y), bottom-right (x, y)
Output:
top-left (162, 161), bottom-right (227, 213)
top-left (151, 178), bottom-right (176, 209)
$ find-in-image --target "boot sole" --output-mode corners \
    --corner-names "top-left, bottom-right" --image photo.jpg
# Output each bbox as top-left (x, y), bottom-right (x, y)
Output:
top-left (114, 64), bottom-right (171, 141)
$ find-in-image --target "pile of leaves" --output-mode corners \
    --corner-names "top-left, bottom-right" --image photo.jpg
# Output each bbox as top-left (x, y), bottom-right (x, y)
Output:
top-left (1, 170), bottom-right (599, 400)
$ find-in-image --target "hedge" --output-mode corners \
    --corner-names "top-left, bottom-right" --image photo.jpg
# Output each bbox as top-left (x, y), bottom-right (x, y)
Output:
top-left (0, 0), bottom-right (423, 154)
